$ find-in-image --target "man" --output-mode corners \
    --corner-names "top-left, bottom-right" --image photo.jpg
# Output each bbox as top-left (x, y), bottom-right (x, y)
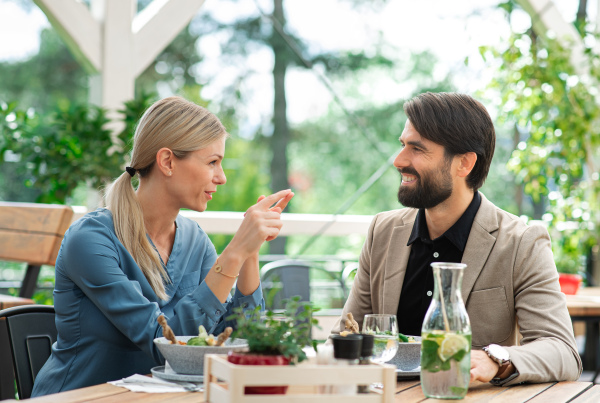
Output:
top-left (335, 92), bottom-right (581, 385)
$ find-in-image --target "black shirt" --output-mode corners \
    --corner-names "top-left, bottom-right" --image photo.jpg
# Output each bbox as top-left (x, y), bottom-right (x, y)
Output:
top-left (396, 192), bottom-right (482, 336)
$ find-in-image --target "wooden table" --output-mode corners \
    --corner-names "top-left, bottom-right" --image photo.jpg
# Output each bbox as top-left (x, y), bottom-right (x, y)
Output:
top-left (8, 379), bottom-right (600, 402)
top-left (0, 294), bottom-right (35, 309)
top-left (566, 287), bottom-right (600, 375)
top-left (0, 294), bottom-right (36, 400)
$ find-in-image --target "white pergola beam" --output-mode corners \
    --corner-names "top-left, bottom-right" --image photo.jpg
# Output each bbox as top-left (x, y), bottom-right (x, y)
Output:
top-left (133, 0), bottom-right (206, 77)
top-left (517, 0), bottom-right (588, 76)
top-left (101, 0), bottom-right (136, 113)
top-left (33, 0), bottom-right (101, 73)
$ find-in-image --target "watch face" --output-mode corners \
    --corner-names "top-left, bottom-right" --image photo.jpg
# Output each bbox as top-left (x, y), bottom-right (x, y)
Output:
top-left (488, 344), bottom-right (510, 362)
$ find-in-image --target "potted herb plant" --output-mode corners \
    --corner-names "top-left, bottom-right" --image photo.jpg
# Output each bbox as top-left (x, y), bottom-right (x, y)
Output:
top-left (227, 296), bottom-right (319, 394)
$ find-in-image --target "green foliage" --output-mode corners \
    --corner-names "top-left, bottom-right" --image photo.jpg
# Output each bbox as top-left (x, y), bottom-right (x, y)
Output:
top-left (228, 296), bottom-right (320, 363)
top-left (480, 29), bottom-right (600, 274)
top-left (0, 94), bottom-right (154, 204)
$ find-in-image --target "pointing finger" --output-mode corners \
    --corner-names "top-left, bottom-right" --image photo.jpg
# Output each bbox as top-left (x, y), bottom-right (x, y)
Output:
top-left (256, 189), bottom-right (293, 209)
top-left (271, 192), bottom-right (294, 212)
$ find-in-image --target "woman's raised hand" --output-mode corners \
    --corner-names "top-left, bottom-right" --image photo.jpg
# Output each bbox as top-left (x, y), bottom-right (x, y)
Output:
top-left (231, 189), bottom-right (294, 257)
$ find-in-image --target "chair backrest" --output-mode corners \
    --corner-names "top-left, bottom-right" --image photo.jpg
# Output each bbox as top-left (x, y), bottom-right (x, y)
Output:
top-left (0, 202), bottom-right (73, 298)
top-left (0, 202), bottom-right (73, 266)
top-left (0, 305), bottom-right (56, 399)
top-left (260, 259), bottom-right (347, 310)
top-left (261, 260), bottom-right (311, 309)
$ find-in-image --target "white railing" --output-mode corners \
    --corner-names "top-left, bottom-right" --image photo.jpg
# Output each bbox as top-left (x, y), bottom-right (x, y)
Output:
top-left (72, 207), bottom-right (374, 236)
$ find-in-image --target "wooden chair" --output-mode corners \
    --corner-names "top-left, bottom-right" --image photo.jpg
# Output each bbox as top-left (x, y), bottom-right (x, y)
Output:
top-left (0, 202), bottom-right (73, 298)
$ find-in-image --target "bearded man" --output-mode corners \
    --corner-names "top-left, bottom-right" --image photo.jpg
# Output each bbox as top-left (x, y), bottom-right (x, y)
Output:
top-left (334, 92), bottom-right (581, 385)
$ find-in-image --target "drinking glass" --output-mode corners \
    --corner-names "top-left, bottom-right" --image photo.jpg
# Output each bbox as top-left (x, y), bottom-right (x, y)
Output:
top-left (363, 314), bottom-right (399, 389)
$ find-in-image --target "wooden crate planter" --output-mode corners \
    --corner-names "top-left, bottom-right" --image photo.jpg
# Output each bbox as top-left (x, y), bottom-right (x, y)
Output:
top-left (204, 354), bottom-right (396, 402)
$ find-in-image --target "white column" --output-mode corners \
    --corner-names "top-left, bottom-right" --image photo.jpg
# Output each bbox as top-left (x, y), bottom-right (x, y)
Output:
top-left (92, 0), bottom-right (136, 150)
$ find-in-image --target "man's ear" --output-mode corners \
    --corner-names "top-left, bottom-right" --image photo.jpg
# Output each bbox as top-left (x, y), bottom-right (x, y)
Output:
top-left (456, 152), bottom-right (477, 178)
top-left (156, 147), bottom-right (174, 176)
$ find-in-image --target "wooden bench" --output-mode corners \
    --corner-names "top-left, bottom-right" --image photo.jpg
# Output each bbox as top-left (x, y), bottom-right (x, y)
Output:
top-left (0, 202), bottom-right (73, 298)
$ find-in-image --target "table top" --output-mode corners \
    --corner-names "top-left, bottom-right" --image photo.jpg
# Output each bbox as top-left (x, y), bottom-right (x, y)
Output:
top-left (9, 379), bottom-right (599, 402)
top-left (0, 294), bottom-right (34, 310)
top-left (566, 287), bottom-right (600, 317)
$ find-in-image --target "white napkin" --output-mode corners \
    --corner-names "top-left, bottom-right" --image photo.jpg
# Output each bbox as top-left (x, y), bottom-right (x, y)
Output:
top-left (108, 374), bottom-right (202, 393)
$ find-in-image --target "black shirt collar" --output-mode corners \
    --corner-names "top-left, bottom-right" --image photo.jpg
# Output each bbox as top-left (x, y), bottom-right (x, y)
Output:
top-left (407, 191), bottom-right (482, 251)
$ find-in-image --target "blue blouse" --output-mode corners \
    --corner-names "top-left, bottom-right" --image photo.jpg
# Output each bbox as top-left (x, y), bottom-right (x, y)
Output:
top-left (32, 208), bottom-right (263, 396)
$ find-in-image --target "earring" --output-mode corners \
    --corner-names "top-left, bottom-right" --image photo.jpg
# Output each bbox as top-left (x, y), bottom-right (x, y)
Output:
top-left (168, 171), bottom-right (172, 176)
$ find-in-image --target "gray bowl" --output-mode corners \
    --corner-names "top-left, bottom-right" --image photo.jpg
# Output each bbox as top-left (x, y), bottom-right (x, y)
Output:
top-left (154, 336), bottom-right (249, 375)
top-left (388, 336), bottom-right (421, 371)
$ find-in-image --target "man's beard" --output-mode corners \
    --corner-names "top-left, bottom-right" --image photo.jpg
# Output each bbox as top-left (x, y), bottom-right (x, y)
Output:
top-left (397, 159), bottom-right (453, 209)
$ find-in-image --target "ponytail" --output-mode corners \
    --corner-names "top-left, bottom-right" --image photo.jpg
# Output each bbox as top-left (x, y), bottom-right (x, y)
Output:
top-left (105, 172), bottom-right (169, 299)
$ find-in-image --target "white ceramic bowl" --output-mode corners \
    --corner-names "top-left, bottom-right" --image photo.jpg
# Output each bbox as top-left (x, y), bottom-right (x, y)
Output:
top-left (154, 336), bottom-right (248, 375)
top-left (388, 336), bottom-right (421, 371)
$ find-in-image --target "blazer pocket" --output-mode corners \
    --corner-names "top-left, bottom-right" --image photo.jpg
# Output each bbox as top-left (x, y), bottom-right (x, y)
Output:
top-left (466, 286), bottom-right (512, 346)
top-left (176, 271), bottom-right (201, 296)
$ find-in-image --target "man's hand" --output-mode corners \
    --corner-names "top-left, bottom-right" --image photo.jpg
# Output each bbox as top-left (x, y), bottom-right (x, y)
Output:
top-left (470, 350), bottom-right (501, 383)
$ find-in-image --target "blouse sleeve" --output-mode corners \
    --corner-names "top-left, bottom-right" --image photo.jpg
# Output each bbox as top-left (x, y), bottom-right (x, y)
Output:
top-left (173, 238), bottom-right (265, 336)
top-left (60, 217), bottom-right (263, 365)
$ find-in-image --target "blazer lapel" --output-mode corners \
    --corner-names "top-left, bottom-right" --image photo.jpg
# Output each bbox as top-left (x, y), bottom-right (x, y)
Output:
top-left (382, 214), bottom-right (415, 314)
top-left (461, 194), bottom-right (499, 301)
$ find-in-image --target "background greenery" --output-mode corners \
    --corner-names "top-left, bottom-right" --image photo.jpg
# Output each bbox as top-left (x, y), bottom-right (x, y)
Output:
top-left (1, 0), bottom-right (595, 304)
top-left (478, 0), bottom-right (600, 275)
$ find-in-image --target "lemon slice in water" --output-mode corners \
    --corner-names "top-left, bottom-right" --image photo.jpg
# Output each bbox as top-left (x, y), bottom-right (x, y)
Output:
top-left (438, 333), bottom-right (469, 362)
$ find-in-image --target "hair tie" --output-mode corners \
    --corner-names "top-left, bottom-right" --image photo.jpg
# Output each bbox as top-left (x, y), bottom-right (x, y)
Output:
top-left (125, 166), bottom-right (136, 177)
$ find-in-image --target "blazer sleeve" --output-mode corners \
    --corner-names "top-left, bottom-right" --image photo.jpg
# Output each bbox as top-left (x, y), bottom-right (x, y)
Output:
top-left (331, 214), bottom-right (379, 333)
top-left (503, 224), bottom-right (582, 384)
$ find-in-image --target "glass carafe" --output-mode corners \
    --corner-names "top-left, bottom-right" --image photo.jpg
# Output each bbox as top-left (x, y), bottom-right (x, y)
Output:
top-left (421, 262), bottom-right (471, 399)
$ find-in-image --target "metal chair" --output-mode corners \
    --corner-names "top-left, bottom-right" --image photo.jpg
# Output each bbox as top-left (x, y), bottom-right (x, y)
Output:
top-left (260, 259), bottom-right (347, 310)
top-left (0, 304), bottom-right (56, 399)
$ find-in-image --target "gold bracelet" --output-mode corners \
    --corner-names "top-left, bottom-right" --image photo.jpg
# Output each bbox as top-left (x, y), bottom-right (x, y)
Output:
top-left (214, 260), bottom-right (239, 278)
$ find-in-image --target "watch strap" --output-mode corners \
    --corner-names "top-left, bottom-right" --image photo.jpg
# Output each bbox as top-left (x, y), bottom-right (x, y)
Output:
top-left (490, 369), bottom-right (520, 386)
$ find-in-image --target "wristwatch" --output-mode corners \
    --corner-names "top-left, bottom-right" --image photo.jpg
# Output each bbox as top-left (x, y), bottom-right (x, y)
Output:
top-left (483, 344), bottom-right (519, 385)
top-left (483, 344), bottom-right (510, 368)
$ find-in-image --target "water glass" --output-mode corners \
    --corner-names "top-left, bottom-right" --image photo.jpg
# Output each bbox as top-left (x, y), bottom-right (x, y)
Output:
top-left (362, 314), bottom-right (399, 364)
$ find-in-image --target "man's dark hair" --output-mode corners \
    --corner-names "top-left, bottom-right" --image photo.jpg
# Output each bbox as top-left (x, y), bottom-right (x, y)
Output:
top-left (403, 92), bottom-right (495, 190)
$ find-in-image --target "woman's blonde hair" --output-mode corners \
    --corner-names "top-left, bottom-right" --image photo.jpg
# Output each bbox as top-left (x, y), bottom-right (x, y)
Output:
top-left (105, 96), bottom-right (228, 300)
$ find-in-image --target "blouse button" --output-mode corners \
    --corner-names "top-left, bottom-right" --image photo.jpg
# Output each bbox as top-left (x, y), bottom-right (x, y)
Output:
top-left (427, 291), bottom-right (433, 297)
top-left (242, 302), bottom-right (249, 308)
top-left (215, 309), bottom-right (222, 315)
top-left (433, 252), bottom-right (439, 258)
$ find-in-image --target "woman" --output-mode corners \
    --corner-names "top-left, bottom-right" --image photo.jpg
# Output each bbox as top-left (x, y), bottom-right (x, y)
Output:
top-left (32, 97), bottom-right (293, 396)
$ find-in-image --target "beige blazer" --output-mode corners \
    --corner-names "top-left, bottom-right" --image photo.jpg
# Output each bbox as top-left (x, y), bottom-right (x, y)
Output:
top-left (335, 193), bottom-right (582, 384)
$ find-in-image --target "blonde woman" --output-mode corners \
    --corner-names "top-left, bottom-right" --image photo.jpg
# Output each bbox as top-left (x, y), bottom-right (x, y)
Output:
top-left (32, 97), bottom-right (293, 396)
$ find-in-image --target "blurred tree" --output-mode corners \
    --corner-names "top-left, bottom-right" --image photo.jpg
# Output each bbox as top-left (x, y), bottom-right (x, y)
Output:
top-left (190, 0), bottom-right (396, 254)
top-left (0, 28), bottom-right (88, 114)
